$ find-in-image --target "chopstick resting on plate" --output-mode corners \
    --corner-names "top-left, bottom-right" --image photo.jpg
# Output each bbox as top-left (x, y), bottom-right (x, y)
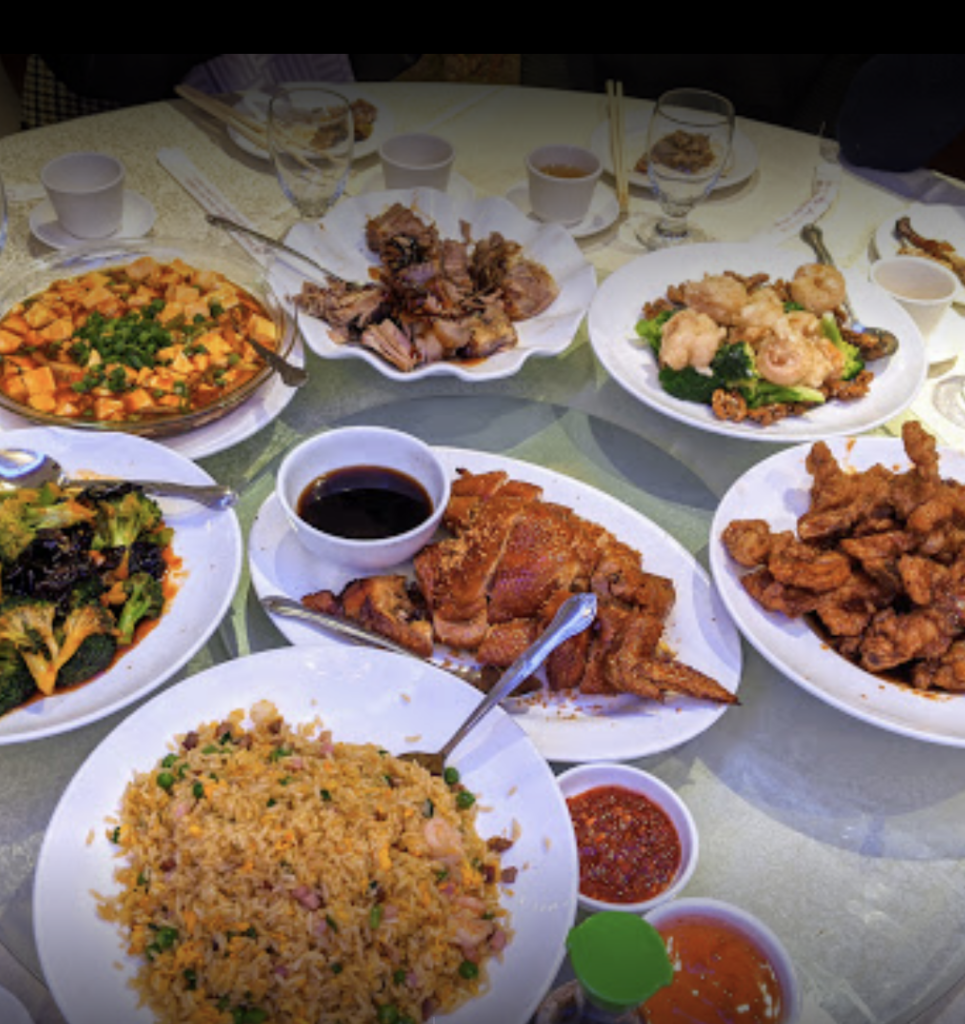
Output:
top-left (607, 79), bottom-right (629, 214)
top-left (175, 84), bottom-right (268, 150)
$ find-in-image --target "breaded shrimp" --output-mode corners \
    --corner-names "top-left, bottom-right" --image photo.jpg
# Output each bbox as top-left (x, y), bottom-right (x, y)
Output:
top-left (682, 273), bottom-right (749, 325)
top-left (790, 263), bottom-right (847, 315)
top-left (658, 308), bottom-right (727, 371)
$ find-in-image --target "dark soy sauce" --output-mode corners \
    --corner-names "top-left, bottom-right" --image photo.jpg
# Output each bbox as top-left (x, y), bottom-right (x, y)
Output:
top-left (297, 465), bottom-right (433, 540)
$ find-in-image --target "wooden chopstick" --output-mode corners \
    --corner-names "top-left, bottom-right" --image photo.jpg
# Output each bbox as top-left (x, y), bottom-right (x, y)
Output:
top-left (606, 79), bottom-right (629, 214)
top-left (175, 84), bottom-right (269, 150)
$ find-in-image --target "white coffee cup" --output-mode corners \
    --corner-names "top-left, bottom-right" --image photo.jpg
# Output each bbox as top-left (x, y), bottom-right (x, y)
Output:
top-left (871, 255), bottom-right (959, 338)
top-left (380, 133), bottom-right (455, 191)
top-left (41, 152), bottom-right (125, 239)
top-left (526, 144), bottom-right (602, 225)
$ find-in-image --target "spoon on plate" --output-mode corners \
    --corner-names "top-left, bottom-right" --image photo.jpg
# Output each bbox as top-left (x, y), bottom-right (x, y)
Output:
top-left (0, 447), bottom-right (237, 509)
top-left (206, 213), bottom-right (349, 286)
top-left (800, 222), bottom-right (900, 357)
top-left (400, 592), bottom-right (598, 775)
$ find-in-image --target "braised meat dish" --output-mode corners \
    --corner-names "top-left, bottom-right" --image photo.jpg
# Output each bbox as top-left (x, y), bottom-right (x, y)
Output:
top-left (722, 421), bottom-right (965, 693)
top-left (293, 203), bottom-right (559, 372)
top-left (304, 468), bottom-right (736, 706)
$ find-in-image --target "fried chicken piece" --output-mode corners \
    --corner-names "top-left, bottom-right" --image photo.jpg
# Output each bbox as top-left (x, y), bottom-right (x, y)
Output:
top-left (860, 607), bottom-right (957, 673)
top-left (624, 655), bottom-right (739, 705)
top-left (767, 532), bottom-right (853, 593)
top-left (912, 641), bottom-right (965, 692)
top-left (720, 519), bottom-right (775, 567)
top-left (740, 568), bottom-right (824, 618)
top-left (302, 575), bottom-right (433, 658)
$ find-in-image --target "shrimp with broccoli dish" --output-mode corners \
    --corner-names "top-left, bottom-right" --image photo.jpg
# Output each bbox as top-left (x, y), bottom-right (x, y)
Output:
top-left (636, 263), bottom-right (888, 426)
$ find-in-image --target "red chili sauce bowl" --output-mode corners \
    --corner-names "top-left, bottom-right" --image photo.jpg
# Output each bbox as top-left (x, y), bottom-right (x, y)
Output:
top-left (557, 763), bottom-right (699, 914)
top-left (643, 898), bottom-right (802, 1024)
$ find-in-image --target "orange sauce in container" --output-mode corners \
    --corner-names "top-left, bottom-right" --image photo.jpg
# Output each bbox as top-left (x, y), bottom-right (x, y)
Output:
top-left (641, 913), bottom-right (786, 1023)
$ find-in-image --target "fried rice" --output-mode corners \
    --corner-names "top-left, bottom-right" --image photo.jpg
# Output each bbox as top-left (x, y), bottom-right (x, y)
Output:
top-left (95, 700), bottom-right (512, 1024)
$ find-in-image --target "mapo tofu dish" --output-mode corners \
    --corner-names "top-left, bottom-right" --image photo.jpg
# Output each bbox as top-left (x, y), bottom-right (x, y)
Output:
top-left (0, 256), bottom-right (282, 427)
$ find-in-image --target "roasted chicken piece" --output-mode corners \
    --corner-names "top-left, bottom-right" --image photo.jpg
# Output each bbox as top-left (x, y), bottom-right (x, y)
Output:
top-left (300, 467), bottom-right (735, 707)
top-left (302, 575), bottom-right (433, 659)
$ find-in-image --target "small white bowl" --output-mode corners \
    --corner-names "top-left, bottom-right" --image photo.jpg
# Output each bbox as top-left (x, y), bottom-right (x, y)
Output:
top-left (526, 143), bottom-right (602, 225)
top-left (557, 762), bottom-right (698, 914)
top-left (645, 896), bottom-right (802, 1024)
top-left (380, 132), bottom-right (455, 191)
top-left (870, 254), bottom-right (959, 338)
top-left (276, 426), bottom-right (450, 571)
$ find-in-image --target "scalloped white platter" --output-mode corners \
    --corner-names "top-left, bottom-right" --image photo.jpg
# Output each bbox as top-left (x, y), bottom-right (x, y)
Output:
top-left (268, 187), bottom-right (597, 382)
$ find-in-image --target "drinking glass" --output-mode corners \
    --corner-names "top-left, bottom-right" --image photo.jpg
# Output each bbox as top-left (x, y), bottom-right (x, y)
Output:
top-left (268, 85), bottom-right (354, 222)
top-left (637, 88), bottom-right (735, 248)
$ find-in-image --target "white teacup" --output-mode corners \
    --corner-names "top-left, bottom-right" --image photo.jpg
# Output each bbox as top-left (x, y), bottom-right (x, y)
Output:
top-left (41, 152), bottom-right (125, 239)
top-left (871, 255), bottom-right (959, 339)
top-left (526, 144), bottom-right (601, 225)
top-left (379, 133), bottom-right (455, 191)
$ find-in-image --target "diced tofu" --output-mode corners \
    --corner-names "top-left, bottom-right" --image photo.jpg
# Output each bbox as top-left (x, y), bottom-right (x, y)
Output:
top-left (39, 318), bottom-right (75, 343)
top-left (158, 301), bottom-right (183, 324)
top-left (25, 302), bottom-right (57, 329)
top-left (0, 329), bottom-right (24, 354)
top-left (82, 284), bottom-right (114, 309)
top-left (249, 314), bottom-right (277, 346)
top-left (28, 392), bottom-right (57, 413)
top-left (126, 256), bottom-right (161, 281)
top-left (21, 365), bottom-right (56, 395)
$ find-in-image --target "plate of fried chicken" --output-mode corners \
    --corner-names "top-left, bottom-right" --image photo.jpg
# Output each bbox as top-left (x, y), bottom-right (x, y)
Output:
top-left (711, 421), bottom-right (965, 746)
top-left (250, 448), bottom-right (742, 762)
top-left (271, 188), bottom-right (597, 381)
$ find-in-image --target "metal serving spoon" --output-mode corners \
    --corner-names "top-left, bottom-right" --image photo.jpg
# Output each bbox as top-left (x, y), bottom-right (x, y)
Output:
top-left (0, 447), bottom-right (237, 509)
top-left (800, 222), bottom-right (900, 356)
top-left (260, 594), bottom-right (501, 690)
top-left (206, 213), bottom-right (348, 286)
top-left (246, 334), bottom-right (309, 388)
top-left (400, 592), bottom-right (598, 775)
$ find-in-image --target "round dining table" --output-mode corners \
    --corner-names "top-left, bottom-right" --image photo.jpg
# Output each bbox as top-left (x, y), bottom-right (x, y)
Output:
top-left (1, 79), bottom-right (965, 1024)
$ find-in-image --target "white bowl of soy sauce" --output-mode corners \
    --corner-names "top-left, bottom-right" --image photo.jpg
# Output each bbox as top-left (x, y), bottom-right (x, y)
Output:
top-left (276, 425), bottom-right (450, 570)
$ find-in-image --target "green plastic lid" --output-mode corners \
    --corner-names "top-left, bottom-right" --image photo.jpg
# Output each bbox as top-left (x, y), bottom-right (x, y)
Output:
top-left (566, 912), bottom-right (674, 1015)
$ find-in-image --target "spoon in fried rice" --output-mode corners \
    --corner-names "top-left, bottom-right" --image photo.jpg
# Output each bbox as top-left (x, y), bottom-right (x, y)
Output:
top-left (400, 592), bottom-right (598, 775)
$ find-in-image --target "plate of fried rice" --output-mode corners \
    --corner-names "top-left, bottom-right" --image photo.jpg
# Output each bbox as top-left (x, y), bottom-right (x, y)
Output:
top-left (34, 645), bottom-right (579, 1024)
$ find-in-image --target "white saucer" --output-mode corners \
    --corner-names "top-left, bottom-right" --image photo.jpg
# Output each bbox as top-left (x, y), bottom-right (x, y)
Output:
top-left (0, 986), bottom-right (33, 1024)
top-left (352, 166), bottom-right (475, 203)
top-left (505, 180), bottom-right (619, 239)
top-left (29, 190), bottom-right (157, 249)
top-left (923, 305), bottom-right (965, 366)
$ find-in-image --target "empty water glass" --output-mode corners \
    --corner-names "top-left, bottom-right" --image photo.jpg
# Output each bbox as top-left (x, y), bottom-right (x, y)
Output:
top-left (268, 86), bottom-right (354, 221)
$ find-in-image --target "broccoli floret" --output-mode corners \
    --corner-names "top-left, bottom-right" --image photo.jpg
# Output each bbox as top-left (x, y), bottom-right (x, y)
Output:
top-left (58, 632), bottom-right (118, 688)
top-left (656, 364), bottom-right (722, 404)
top-left (821, 313), bottom-right (865, 380)
top-left (91, 487), bottom-right (163, 551)
top-left (709, 340), bottom-right (756, 382)
top-left (0, 640), bottom-right (35, 717)
top-left (116, 572), bottom-right (165, 646)
top-left (0, 487), bottom-right (96, 564)
top-left (0, 598), bottom-right (116, 695)
top-left (0, 599), bottom-right (60, 695)
top-left (636, 309), bottom-right (677, 353)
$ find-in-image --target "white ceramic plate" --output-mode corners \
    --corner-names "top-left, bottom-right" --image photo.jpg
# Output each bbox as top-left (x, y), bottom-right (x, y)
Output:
top-left (34, 646), bottom-right (578, 1024)
top-left (709, 435), bottom-right (965, 746)
top-left (250, 447), bottom-right (742, 763)
top-left (590, 110), bottom-right (759, 193)
top-left (873, 202), bottom-right (965, 304)
top-left (0, 987), bottom-right (33, 1024)
top-left (229, 83), bottom-right (395, 163)
top-left (271, 187), bottom-right (597, 382)
top-left (588, 241), bottom-right (928, 442)
top-left (0, 428), bottom-right (243, 744)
